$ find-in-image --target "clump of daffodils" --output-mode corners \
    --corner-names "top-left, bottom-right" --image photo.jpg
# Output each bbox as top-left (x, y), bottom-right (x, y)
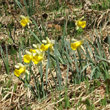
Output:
top-left (14, 37), bottom-right (54, 77)
top-left (20, 15), bottom-right (31, 27)
top-left (23, 49), bottom-right (44, 64)
top-left (75, 17), bottom-right (86, 30)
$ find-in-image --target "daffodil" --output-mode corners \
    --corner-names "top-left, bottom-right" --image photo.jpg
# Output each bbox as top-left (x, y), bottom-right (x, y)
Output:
top-left (71, 40), bottom-right (84, 50)
top-left (23, 54), bottom-right (33, 63)
top-left (23, 51), bottom-right (33, 63)
top-left (14, 63), bottom-right (28, 77)
top-left (20, 15), bottom-right (31, 27)
top-left (75, 17), bottom-right (86, 30)
top-left (32, 54), bottom-right (44, 64)
top-left (40, 44), bottom-right (51, 51)
top-left (32, 49), bottom-right (44, 64)
top-left (41, 37), bottom-right (54, 51)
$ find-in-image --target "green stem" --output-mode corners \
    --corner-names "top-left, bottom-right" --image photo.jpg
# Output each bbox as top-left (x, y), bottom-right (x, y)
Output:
top-left (77, 48), bottom-right (83, 81)
top-left (29, 62), bottom-right (38, 97)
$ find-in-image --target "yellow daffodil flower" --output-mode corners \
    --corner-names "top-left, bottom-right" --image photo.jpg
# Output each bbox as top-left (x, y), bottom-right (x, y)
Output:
top-left (41, 37), bottom-right (54, 51)
top-left (32, 50), bottom-right (44, 64)
top-left (23, 51), bottom-right (33, 63)
top-left (14, 63), bottom-right (27, 77)
top-left (75, 18), bottom-right (86, 30)
top-left (20, 15), bottom-right (31, 27)
top-left (71, 40), bottom-right (84, 50)
top-left (23, 54), bottom-right (33, 63)
top-left (32, 54), bottom-right (44, 64)
top-left (40, 44), bottom-right (51, 51)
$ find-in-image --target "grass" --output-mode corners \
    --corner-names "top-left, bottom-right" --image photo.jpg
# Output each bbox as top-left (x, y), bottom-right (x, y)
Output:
top-left (0, 0), bottom-right (110, 109)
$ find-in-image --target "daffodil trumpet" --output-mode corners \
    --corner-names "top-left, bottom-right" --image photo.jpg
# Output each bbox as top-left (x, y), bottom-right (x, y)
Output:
top-left (71, 40), bottom-right (84, 50)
